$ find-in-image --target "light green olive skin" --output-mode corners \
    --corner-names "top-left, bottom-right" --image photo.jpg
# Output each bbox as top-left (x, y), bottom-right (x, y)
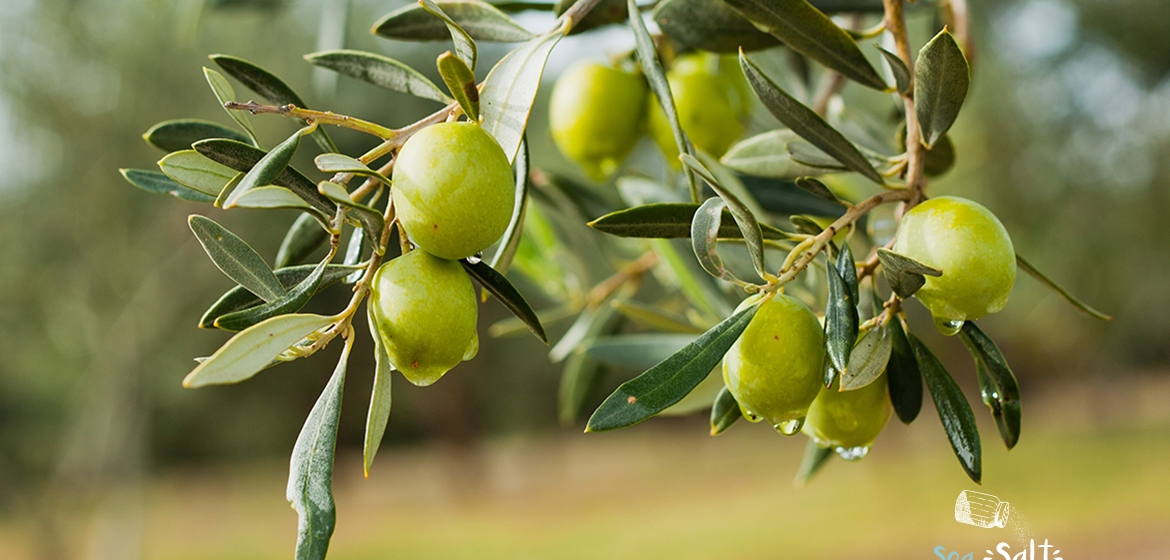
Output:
top-left (648, 53), bottom-right (747, 164)
top-left (893, 196), bottom-right (1016, 331)
top-left (392, 122), bottom-right (515, 260)
top-left (723, 294), bottom-right (825, 427)
top-left (803, 374), bottom-right (892, 449)
top-left (369, 250), bottom-right (479, 387)
top-left (549, 61), bottom-right (647, 182)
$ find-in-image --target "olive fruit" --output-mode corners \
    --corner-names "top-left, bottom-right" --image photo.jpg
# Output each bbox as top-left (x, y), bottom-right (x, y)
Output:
top-left (892, 196), bottom-right (1016, 334)
top-left (548, 61), bottom-right (647, 182)
top-left (803, 374), bottom-right (892, 458)
top-left (392, 122), bottom-right (515, 260)
top-left (369, 249), bottom-right (479, 387)
top-left (722, 294), bottom-right (824, 434)
top-left (648, 52), bottom-right (748, 164)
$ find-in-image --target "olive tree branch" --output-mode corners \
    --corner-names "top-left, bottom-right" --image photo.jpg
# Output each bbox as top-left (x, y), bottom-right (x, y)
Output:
top-left (224, 101), bottom-right (397, 139)
top-left (882, 0), bottom-right (928, 207)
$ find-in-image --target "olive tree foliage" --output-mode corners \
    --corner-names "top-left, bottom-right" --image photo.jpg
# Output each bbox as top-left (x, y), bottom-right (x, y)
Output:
top-left (120, 0), bottom-right (1111, 556)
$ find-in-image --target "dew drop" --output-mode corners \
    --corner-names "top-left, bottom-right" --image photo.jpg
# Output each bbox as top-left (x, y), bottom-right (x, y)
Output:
top-left (835, 445), bottom-right (869, 461)
top-left (466, 254), bottom-right (482, 264)
top-left (774, 417), bottom-right (805, 436)
top-left (934, 317), bottom-right (964, 336)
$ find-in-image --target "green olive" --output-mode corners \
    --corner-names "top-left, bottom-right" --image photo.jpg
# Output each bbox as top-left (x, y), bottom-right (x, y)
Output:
top-left (893, 196), bottom-right (1016, 334)
top-left (369, 249), bottom-right (479, 387)
top-left (803, 373), bottom-right (892, 452)
top-left (392, 122), bottom-right (515, 260)
top-left (722, 294), bottom-right (824, 433)
top-left (548, 61), bottom-right (647, 182)
top-left (648, 52), bottom-right (747, 164)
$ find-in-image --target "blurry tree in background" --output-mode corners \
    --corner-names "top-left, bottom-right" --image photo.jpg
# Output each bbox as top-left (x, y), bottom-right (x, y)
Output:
top-left (0, 0), bottom-right (1166, 557)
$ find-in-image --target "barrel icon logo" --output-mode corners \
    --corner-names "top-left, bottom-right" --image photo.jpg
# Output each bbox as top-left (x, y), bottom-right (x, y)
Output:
top-left (955, 491), bottom-right (1011, 528)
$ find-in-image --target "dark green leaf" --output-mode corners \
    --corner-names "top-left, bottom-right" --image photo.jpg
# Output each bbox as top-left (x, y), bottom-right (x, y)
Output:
top-left (885, 318), bottom-right (923, 424)
top-left (437, 50), bottom-right (480, 120)
top-left (909, 333), bottom-right (981, 484)
top-left (287, 340), bottom-right (348, 560)
top-left (653, 0), bottom-right (778, 53)
top-left (210, 54), bottom-right (338, 153)
top-left (786, 140), bottom-right (848, 170)
top-left (363, 308), bottom-right (393, 476)
top-left (877, 46), bottom-right (911, 95)
top-left (480, 23), bottom-right (565, 163)
top-left (959, 322), bottom-right (1021, 450)
top-left (188, 215), bottom-right (285, 302)
top-left (373, 0), bottom-right (536, 43)
top-left (143, 119), bottom-right (251, 152)
top-left (588, 202), bottom-right (791, 240)
top-left (489, 136), bottom-right (529, 274)
top-left (790, 214), bottom-right (823, 236)
top-left (824, 259), bottom-right (859, 373)
top-left (183, 314), bottom-right (335, 387)
top-left (316, 181), bottom-right (385, 247)
top-left (924, 133), bottom-right (956, 177)
top-left (460, 259), bottom-right (548, 344)
top-left (710, 386), bottom-right (742, 435)
top-left (740, 54), bottom-right (885, 184)
top-left (681, 154), bottom-right (769, 281)
top-left (914, 30), bottom-right (970, 148)
top-left (225, 126), bottom-right (309, 208)
top-left (739, 174), bottom-right (847, 217)
top-left (1016, 254), bottom-right (1112, 320)
top-left (213, 259), bottom-right (329, 331)
top-left (586, 302), bottom-right (759, 432)
top-left (877, 248), bottom-right (942, 299)
top-left (721, 130), bottom-right (824, 179)
top-left (794, 177), bottom-right (843, 205)
top-left (841, 324), bottom-right (891, 390)
top-left (194, 138), bottom-right (335, 215)
top-left (795, 438), bottom-right (833, 485)
top-left (724, 0), bottom-right (887, 90)
top-left (199, 263), bottom-right (361, 329)
top-left (585, 333), bottom-right (698, 371)
top-left (304, 50), bottom-right (452, 104)
top-left (276, 213), bottom-right (330, 268)
top-left (203, 67), bottom-right (260, 147)
top-left (837, 241), bottom-right (859, 304)
top-left (120, 168), bottom-right (215, 203)
top-left (420, 0), bottom-right (479, 69)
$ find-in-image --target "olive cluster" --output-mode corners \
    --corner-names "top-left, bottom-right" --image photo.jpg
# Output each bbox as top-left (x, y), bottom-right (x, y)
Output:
top-left (548, 52), bottom-right (749, 181)
top-left (370, 122), bottom-right (516, 386)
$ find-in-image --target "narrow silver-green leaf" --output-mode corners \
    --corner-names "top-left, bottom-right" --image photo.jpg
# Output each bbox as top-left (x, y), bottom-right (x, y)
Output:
top-left (314, 153), bottom-right (391, 185)
top-left (585, 333), bottom-right (698, 371)
top-left (287, 338), bottom-right (349, 560)
top-left (795, 438), bottom-right (833, 485)
top-left (304, 50), bottom-right (452, 104)
top-left (183, 313), bottom-right (334, 387)
top-left (611, 300), bottom-right (704, 334)
top-left (317, 181), bottom-right (385, 247)
top-left (188, 215), bottom-right (285, 303)
top-left (372, 0), bottom-right (536, 43)
top-left (143, 119), bottom-right (251, 152)
top-left (480, 23), bottom-right (565, 163)
top-left (120, 168), bottom-right (216, 203)
top-left (420, 0), bottom-right (479, 69)
top-left (231, 186), bottom-right (316, 213)
top-left (203, 67), bottom-right (261, 147)
top-left (559, 347), bottom-right (606, 426)
top-left (159, 150), bottom-right (239, 196)
top-left (885, 318), bottom-right (922, 424)
top-left (959, 322), bottom-right (1021, 450)
top-left (586, 303), bottom-right (759, 432)
top-left (213, 259), bottom-right (329, 331)
top-left (437, 50), bottom-right (480, 120)
top-left (841, 324), bottom-right (891, 390)
top-left (876, 46), bottom-right (911, 95)
top-left (877, 248), bottom-right (942, 299)
top-left (1016, 254), bottom-right (1112, 320)
top-left (589, 202), bottom-right (791, 240)
top-left (199, 264), bottom-right (361, 329)
top-left (909, 333), bottom-right (981, 484)
top-left (650, 238), bottom-right (732, 320)
top-left (723, 0), bottom-right (887, 90)
top-left (914, 29), bottom-right (969, 148)
top-left (194, 138), bottom-right (336, 215)
top-left (709, 385), bottom-right (742, 435)
top-left (740, 53), bottom-right (885, 184)
top-left (225, 126), bottom-right (310, 208)
top-left (682, 154), bottom-right (769, 281)
top-left (489, 136), bottom-right (529, 274)
top-left (276, 213), bottom-right (330, 268)
top-left (363, 308), bottom-right (394, 476)
top-left (824, 259), bottom-right (858, 374)
top-left (794, 176), bottom-right (843, 205)
top-left (721, 130), bottom-right (824, 179)
top-left (461, 259), bottom-right (548, 344)
top-left (691, 197), bottom-right (742, 284)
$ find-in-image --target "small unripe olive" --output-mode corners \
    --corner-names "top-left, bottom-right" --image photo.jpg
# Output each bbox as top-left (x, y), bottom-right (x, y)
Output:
top-left (392, 122), bottom-right (515, 260)
top-left (803, 373), bottom-right (892, 451)
top-left (648, 52), bottom-right (747, 164)
top-left (369, 249), bottom-right (479, 387)
top-left (722, 294), bottom-right (824, 433)
top-left (893, 196), bottom-right (1016, 334)
top-left (548, 61), bottom-right (647, 182)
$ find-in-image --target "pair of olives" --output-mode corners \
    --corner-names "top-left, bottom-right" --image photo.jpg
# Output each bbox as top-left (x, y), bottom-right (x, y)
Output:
top-left (548, 52), bottom-right (749, 181)
top-left (723, 197), bottom-right (1015, 454)
top-left (368, 122), bottom-right (516, 386)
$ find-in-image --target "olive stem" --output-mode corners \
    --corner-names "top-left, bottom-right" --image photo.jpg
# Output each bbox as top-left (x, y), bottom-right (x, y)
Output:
top-left (224, 101), bottom-right (397, 139)
top-left (882, 0), bottom-right (928, 208)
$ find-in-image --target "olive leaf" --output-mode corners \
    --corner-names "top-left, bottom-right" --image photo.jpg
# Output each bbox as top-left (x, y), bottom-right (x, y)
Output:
top-left (650, 238), bottom-right (733, 320)
top-left (143, 119), bottom-right (251, 152)
top-left (691, 197), bottom-right (746, 284)
top-left (838, 242), bottom-right (859, 304)
top-left (554, 0), bottom-right (625, 34)
top-left (287, 338), bottom-right (349, 560)
top-left (721, 130), bottom-right (824, 179)
top-left (588, 202), bottom-right (791, 240)
top-left (225, 125), bottom-right (313, 208)
top-left (212, 259), bottom-right (329, 331)
top-left (877, 248), bottom-right (942, 299)
top-left (909, 333), bottom-right (982, 484)
top-left (199, 263), bottom-right (361, 329)
top-left (885, 318), bottom-right (923, 424)
top-left (194, 138), bottom-right (336, 215)
top-left (786, 140), bottom-right (847, 170)
top-left (437, 50), bottom-right (480, 120)
top-left (1016, 254), bottom-right (1112, 320)
top-left (479, 21), bottom-right (566, 163)
top-left (460, 259), bottom-right (548, 344)
top-left (557, 302), bottom-right (620, 425)
top-left (419, 0), bottom-right (479, 69)
top-left (653, 0), bottom-right (778, 53)
top-left (203, 67), bottom-right (261, 147)
top-left (914, 29), bottom-right (970, 148)
top-left (682, 154), bottom-right (769, 281)
top-left (210, 54), bottom-right (338, 153)
top-left (710, 386), bottom-right (742, 435)
top-left (372, 0), bottom-right (536, 44)
top-left (585, 334), bottom-right (699, 371)
top-left (824, 256), bottom-right (859, 374)
top-left (586, 302), bottom-right (759, 432)
top-left (316, 181), bottom-right (384, 247)
top-left (740, 175), bottom-right (847, 218)
top-left (488, 136), bottom-right (529, 275)
top-left (231, 186), bottom-right (319, 214)
top-left (188, 215), bottom-right (286, 303)
top-left (739, 53), bottom-right (885, 185)
top-left (793, 177), bottom-right (843, 205)
top-left (304, 50), bottom-right (453, 104)
top-left (120, 168), bottom-right (216, 203)
top-left (611, 300), bottom-right (705, 334)
top-left (363, 307), bottom-right (394, 477)
top-left (158, 150), bottom-right (240, 197)
top-left (183, 313), bottom-right (335, 387)
top-left (723, 0), bottom-right (887, 90)
top-left (790, 215), bottom-right (824, 236)
top-left (314, 153), bottom-right (391, 185)
top-left (795, 439), bottom-right (834, 485)
top-left (276, 213), bottom-right (330, 268)
top-left (959, 322), bottom-right (1021, 450)
top-left (876, 46), bottom-right (911, 95)
top-left (841, 323), bottom-right (892, 391)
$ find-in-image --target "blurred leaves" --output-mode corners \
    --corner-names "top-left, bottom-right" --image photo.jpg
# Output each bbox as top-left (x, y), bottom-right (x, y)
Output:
top-left (653, 0), bottom-right (778, 53)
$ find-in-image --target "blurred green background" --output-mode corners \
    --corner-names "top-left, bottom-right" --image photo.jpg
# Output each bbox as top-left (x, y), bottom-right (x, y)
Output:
top-left (0, 0), bottom-right (1167, 558)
